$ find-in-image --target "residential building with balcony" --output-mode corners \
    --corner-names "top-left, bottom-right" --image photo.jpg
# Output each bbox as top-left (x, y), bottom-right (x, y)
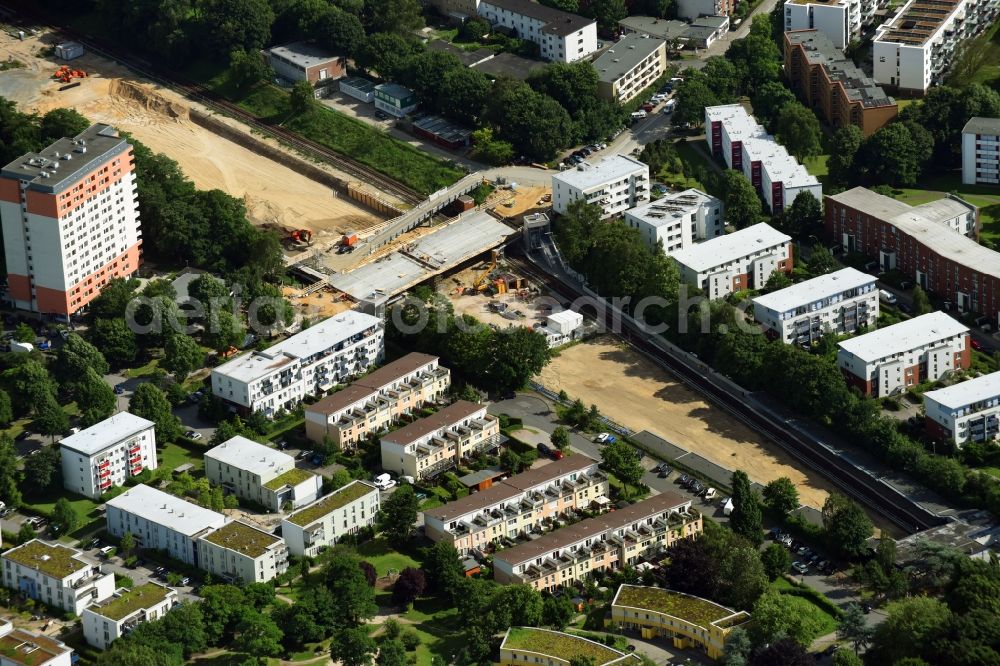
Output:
top-left (610, 585), bottom-right (752, 660)
top-left (623, 188), bottom-right (724, 256)
top-left (380, 400), bottom-right (501, 480)
top-left (552, 156), bottom-right (650, 220)
top-left (872, 0), bottom-right (999, 94)
top-left (672, 223), bottom-right (793, 300)
top-left (211, 311), bottom-right (384, 417)
top-left (594, 35), bottom-right (667, 104)
top-left (106, 485), bottom-right (227, 567)
top-left (81, 583), bottom-right (177, 650)
top-left (499, 627), bottom-right (641, 666)
top-left (477, 0), bottom-right (598, 63)
top-left (204, 436), bottom-right (321, 512)
top-left (424, 455), bottom-right (609, 554)
top-left (752, 267), bottom-right (878, 344)
top-left (962, 117), bottom-right (1000, 185)
top-left (304, 352), bottom-right (451, 450)
top-left (783, 0), bottom-right (867, 50)
top-left (281, 480), bottom-right (381, 557)
top-left (1, 541), bottom-right (115, 616)
top-left (197, 521), bottom-right (289, 584)
top-left (837, 311), bottom-right (971, 396)
top-left (0, 619), bottom-right (73, 666)
top-left (784, 30), bottom-right (898, 136)
top-left (493, 492), bottom-right (702, 592)
top-left (59, 412), bottom-right (156, 500)
top-left (924, 371), bottom-right (1000, 446)
top-left (705, 105), bottom-right (821, 212)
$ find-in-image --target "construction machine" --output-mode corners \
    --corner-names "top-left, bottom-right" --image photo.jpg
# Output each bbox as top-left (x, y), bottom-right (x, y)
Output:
top-left (287, 229), bottom-right (313, 246)
top-left (472, 248), bottom-right (504, 292)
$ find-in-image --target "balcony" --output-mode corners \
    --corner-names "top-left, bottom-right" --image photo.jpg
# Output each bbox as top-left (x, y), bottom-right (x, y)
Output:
top-left (99, 469), bottom-right (111, 479)
top-left (98, 459), bottom-right (110, 469)
top-left (129, 455), bottom-right (142, 465)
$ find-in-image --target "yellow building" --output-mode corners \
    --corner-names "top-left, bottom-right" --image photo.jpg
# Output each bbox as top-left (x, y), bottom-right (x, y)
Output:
top-left (498, 627), bottom-right (641, 666)
top-left (610, 585), bottom-right (751, 660)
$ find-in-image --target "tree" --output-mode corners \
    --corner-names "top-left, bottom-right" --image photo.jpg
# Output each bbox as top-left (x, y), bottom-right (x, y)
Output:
top-left (34, 397), bottom-right (69, 442)
top-left (601, 439), bottom-right (645, 494)
top-left (71, 368), bottom-right (117, 425)
top-left (380, 484), bottom-right (419, 547)
top-left (120, 531), bottom-right (136, 554)
top-left (13, 322), bottom-right (34, 343)
top-left (753, 591), bottom-right (822, 645)
top-left (163, 334), bottom-right (204, 380)
top-left (761, 542), bottom-right (792, 581)
top-left (0, 389), bottom-right (11, 428)
top-left (748, 637), bottom-right (813, 666)
top-left (912, 285), bottom-right (931, 315)
top-left (23, 444), bottom-right (60, 491)
top-left (3, 360), bottom-right (57, 416)
top-left (486, 327), bottom-right (550, 394)
top-left (751, 81), bottom-right (797, 124)
top-left (459, 17), bottom-right (490, 41)
top-left (330, 626), bottom-right (375, 666)
top-left (807, 244), bottom-right (837, 276)
top-left (822, 494), bottom-right (873, 559)
top-left (313, 6), bottom-right (365, 56)
top-left (542, 594), bottom-right (575, 629)
top-left (730, 470), bottom-right (763, 546)
top-left (869, 597), bottom-right (951, 663)
top-left (723, 546), bottom-right (769, 610)
top-left (470, 127), bottom-right (514, 165)
top-left (550, 426), bottom-right (569, 450)
top-left (778, 192), bottom-right (822, 239)
top-left (290, 80), bottom-right (315, 115)
top-left (40, 108), bottom-right (90, 142)
top-left (205, 308), bottom-right (244, 353)
top-left (233, 609), bottom-right (283, 657)
top-left (51, 497), bottom-right (79, 534)
top-left (392, 567), bottom-right (426, 606)
top-left (441, 67), bottom-right (491, 125)
top-left (322, 553), bottom-right (378, 626)
top-left (203, 0), bottom-right (274, 54)
top-left (364, 0), bottom-right (424, 34)
top-left (17, 522), bottom-right (34, 544)
top-left (585, 0), bottom-right (627, 32)
top-left (423, 541), bottom-right (464, 602)
top-left (228, 49), bottom-right (268, 89)
top-left (762, 477), bottom-right (799, 515)
top-left (483, 78), bottom-right (574, 162)
top-left (354, 32), bottom-right (422, 80)
top-left (723, 170), bottom-right (763, 229)
top-left (723, 627), bottom-right (752, 666)
top-left (832, 651), bottom-right (863, 666)
top-left (828, 125), bottom-right (863, 186)
top-left (838, 603), bottom-right (874, 654)
top-left (377, 639), bottom-right (407, 666)
top-left (91, 317), bottom-right (138, 367)
top-left (129, 383), bottom-right (182, 442)
top-left (673, 81), bottom-right (720, 127)
top-left (858, 123), bottom-right (931, 186)
top-left (774, 102), bottom-right (823, 160)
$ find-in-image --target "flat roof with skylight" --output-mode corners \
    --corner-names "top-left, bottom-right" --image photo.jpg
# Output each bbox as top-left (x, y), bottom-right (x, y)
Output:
top-left (753, 267), bottom-right (875, 313)
top-left (838, 312), bottom-right (969, 363)
top-left (90, 583), bottom-right (172, 621)
top-left (671, 223), bottom-right (790, 273)
top-left (107, 485), bottom-right (227, 537)
top-left (1, 540), bottom-right (89, 579)
top-left (58, 412), bottom-right (154, 456)
top-left (206, 436), bottom-right (293, 478)
top-left (625, 189), bottom-right (715, 228)
top-left (924, 371), bottom-right (1000, 411)
top-left (552, 155), bottom-right (648, 191)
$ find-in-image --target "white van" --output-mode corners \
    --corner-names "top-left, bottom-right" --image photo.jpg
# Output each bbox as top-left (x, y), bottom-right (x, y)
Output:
top-left (878, 289), bottom-right (898, 305)
top-left (630, 110), bottom-right (647, 121)
top-left (663, 99), bottom-right (676, 114)
top-left (373, 473), bottom-right (396, 491)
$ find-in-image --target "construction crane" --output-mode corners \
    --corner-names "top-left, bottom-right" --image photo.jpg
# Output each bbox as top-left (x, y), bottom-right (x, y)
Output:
top-left (473, 248), bottom-right (503, 292)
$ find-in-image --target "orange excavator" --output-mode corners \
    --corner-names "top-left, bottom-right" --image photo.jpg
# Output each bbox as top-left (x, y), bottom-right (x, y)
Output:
top-left (287, 229), bottom-right (313, 246)
top-left (53, 65), bottom-right (87, 84)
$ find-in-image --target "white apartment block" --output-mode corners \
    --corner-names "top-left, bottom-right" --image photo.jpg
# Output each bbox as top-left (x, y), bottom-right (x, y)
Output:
top-left (837, 311), bottom-right (971, 396)
top-left (59, 412), bottom-right (156, 499)
top-left (304, 352), bottom-right (451, 450)
top-left (925, 371), bottom-right (1000, 446)
top-left (623, 189), bottom-right (724, 256)
top-left (197, 521), bottom-right (289, 584)
top-left (873, 0), bottom-right (1000, 94)
top-left (783, 0), bottom-right (866, 50)
top-left (281, 480), bottom-right (381, 557)
top-left (0, 124), bottom-right (141, 318)
top-left (211, 311), bottom-right (384, 417)
top-left (493, 493), bottom-right (702, 592)
top-left (594, 35), bottom-right (667, 103)
top-left (752, 267), bottom-right (878, 345)
top-left (380, 400), bottom-right (502, 480)
top-left (962, 117), bottom-right (1000, 186)
top-left (81, 583), bottom-right (177, 651)
top-left (0, 619), bottom-right (73, 666)
top-left (552, 156), bottom-right (650, 220)
top-left (705, 105), bottom-right (822, 213)
top-left (1, 541), bottom-right (115, 616)
top-left (204, 436), bottom-right (321, 512)
top-left (672, 223), bottom-right (793, 300)
top-left (424, 455), bottom-right (609, 554)
top-left (478, 0), bottom-right (598, 63)
top-left (106, 485), bottom-right (227, 567)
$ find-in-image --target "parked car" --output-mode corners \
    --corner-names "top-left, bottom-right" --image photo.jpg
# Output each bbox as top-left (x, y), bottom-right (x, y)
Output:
top-left (878, 289), bottom-right (898, 305)
top-left (549, 448), bottom-right (564, 460)
top-left (114, 383), bottom-right (126, 395)
top-left (595, 432), bottom-right (611, 443)
top-left (779, 534), bottom-right (793, 547)
top-left (605, 435), bottom-right (617, 444)
top-left (296, 450), bottom-right (309, 460)
top-left (792, 561), bottom-right (810, 575)
top-left (537, 443), bottom-right (552, 457)
top-left (373, 473), bottom-right (396, 491)
top-left (641, 103), bottom-right (654, 113)
top-left (769, 527), bottom-right (782, 540)
top-left (98, 546), bottom-right (115, 558)
top-left (972, 338), bottom-right (984, 351)
top-left (87, 538), bottom-right (101, 549)
top-left (180, 577), bottom-right (190, 586)
top-left (185, 430), bottom-right (203, 440)
top-left (677, 474), bottom-right (690, 486)
top-left (703, 487), bottom-right (717, 501)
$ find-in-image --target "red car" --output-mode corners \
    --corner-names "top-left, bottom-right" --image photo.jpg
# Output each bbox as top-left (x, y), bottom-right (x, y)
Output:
top-left (972, 339), bottom-right (984, 351)
top-left (551, 449), bottom-right (564, 460)
top-left (641, 103), bottom-right (655, 112)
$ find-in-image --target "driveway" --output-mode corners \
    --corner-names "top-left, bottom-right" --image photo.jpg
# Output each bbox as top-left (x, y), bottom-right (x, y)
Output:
top-left (104, 370), bottom-right (217, 442)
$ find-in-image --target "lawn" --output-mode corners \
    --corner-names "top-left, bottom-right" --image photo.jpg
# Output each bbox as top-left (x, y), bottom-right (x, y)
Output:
top-left (948, 18), bottom-right (1000, 90)
top-left (355, 539), bottom-right (421, 576)
top-left (886, 177), bottom-right (1000, 245)
top-left (667, 140), bottom-right (718, 196)
top-left (22, 492), bottom-right (101, 532)
top-left (159, 442), bottom-right (205, 473)
top-left (804, 154), bottom-right (829, 181)
top-left (125, 357), bottom-right (162, 379)
top-left (771, 578), bottom-right (840, 640)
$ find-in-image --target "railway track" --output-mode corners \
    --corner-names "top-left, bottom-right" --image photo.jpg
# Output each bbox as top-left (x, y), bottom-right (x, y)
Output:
top-left (512, 255), bottom-right (943, 535)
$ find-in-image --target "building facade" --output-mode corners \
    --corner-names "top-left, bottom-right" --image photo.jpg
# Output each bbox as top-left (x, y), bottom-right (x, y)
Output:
top-left (872, 0), bottom-right (1000, 94)
top-left (493, 493), bottom-right (703, 592)
top-left (671, 223), bottom-right (793, 300)
top-left (0, 124), bottom-right (141, 317)
top-left (211, 311), bottom-right (384, 417)
top-left (204, 436), bottom-right (321, 512)
top-left (81, 583), bottom-right (177, 651)
top-left (478, 0), bottom-right (598, 63)
top-left (610, 585), bottom-right (751, 660)
top-left (197, 521), bottom-right (289, 584)
top-left (264, 41), bottom-right (346, 85)
top-left (752, 267), bottom-right (878, 344)
top-left (281, 480), bottom-right (381, 557)
top-left (623, 188), bottom-right (724, 256)
top-left (373, 83), bottom-right (418, 118)
top-left (784, 30), bottom-right (897, 136)
top-left (106, 485), bottom-right (228, 567)
top-left (304, 352), bottom-right (451, 449)
top-left (962, 117), bottom-right (1000, 186)
top-left (380, 400), bottom-right (502, 480)
top-left (552, 156), bottom-right (650, 220)
top-left (837, 312), bottom-right (971, 396)
top-left (824, 187), bottom-right (997, 323)
top-left (783, 0), bottom-right (865, 50)
top-left (424, 455), bottom-right (608, 554)
top-left (0, 619), bottom-right (73, 666)
top-left (59, 412), bottom-right (156, 500)
top-left (1, 541), bottom-right (115, 615)
top-left (594, 35), bottom-right (667, 103)
top-left (705, 105), bottom-right (821, 212)
top-left (924, 371), bottom-right (1000, 446)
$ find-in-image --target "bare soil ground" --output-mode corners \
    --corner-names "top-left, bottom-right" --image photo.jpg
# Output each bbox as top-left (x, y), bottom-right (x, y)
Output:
top-left (439, 265), bottom-right (547, 329)
top-left (487, 185), bottom-right (550, 221)
top-left (0, 29), bottom-right (378, 236)
top-left (281, 285), bottom-right (352, 320)
top-left (537, 336), bottom-right (836, 508)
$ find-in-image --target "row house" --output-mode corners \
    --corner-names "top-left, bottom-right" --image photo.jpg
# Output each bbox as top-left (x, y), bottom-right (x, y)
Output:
top-left (477, 0), bottom-right (598, 63)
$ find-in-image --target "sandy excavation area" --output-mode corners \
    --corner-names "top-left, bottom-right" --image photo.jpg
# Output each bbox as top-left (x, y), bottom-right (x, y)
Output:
top-left (538, 336), bottom-right (835, 509)
top-left (0, 29), bottom-right (378, 237)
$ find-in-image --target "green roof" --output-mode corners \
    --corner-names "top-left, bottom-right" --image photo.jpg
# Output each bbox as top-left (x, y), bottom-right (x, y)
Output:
top-left (0, 630), bottom-right (68, 666)
top-left (1, 540), bottom-right (88, 579)
top-left (614, 585), bottom-right (735, 627)
top-left (92, 583), bottom-right (171, 621)
top-left (202, 522), bottom-right (281, 558)
top-left (502, 628), bottom-right (624, 665)
top-left (263, 467), bottom-right (317, 491)
top-left (286, 481), bottom-right (376, 527)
